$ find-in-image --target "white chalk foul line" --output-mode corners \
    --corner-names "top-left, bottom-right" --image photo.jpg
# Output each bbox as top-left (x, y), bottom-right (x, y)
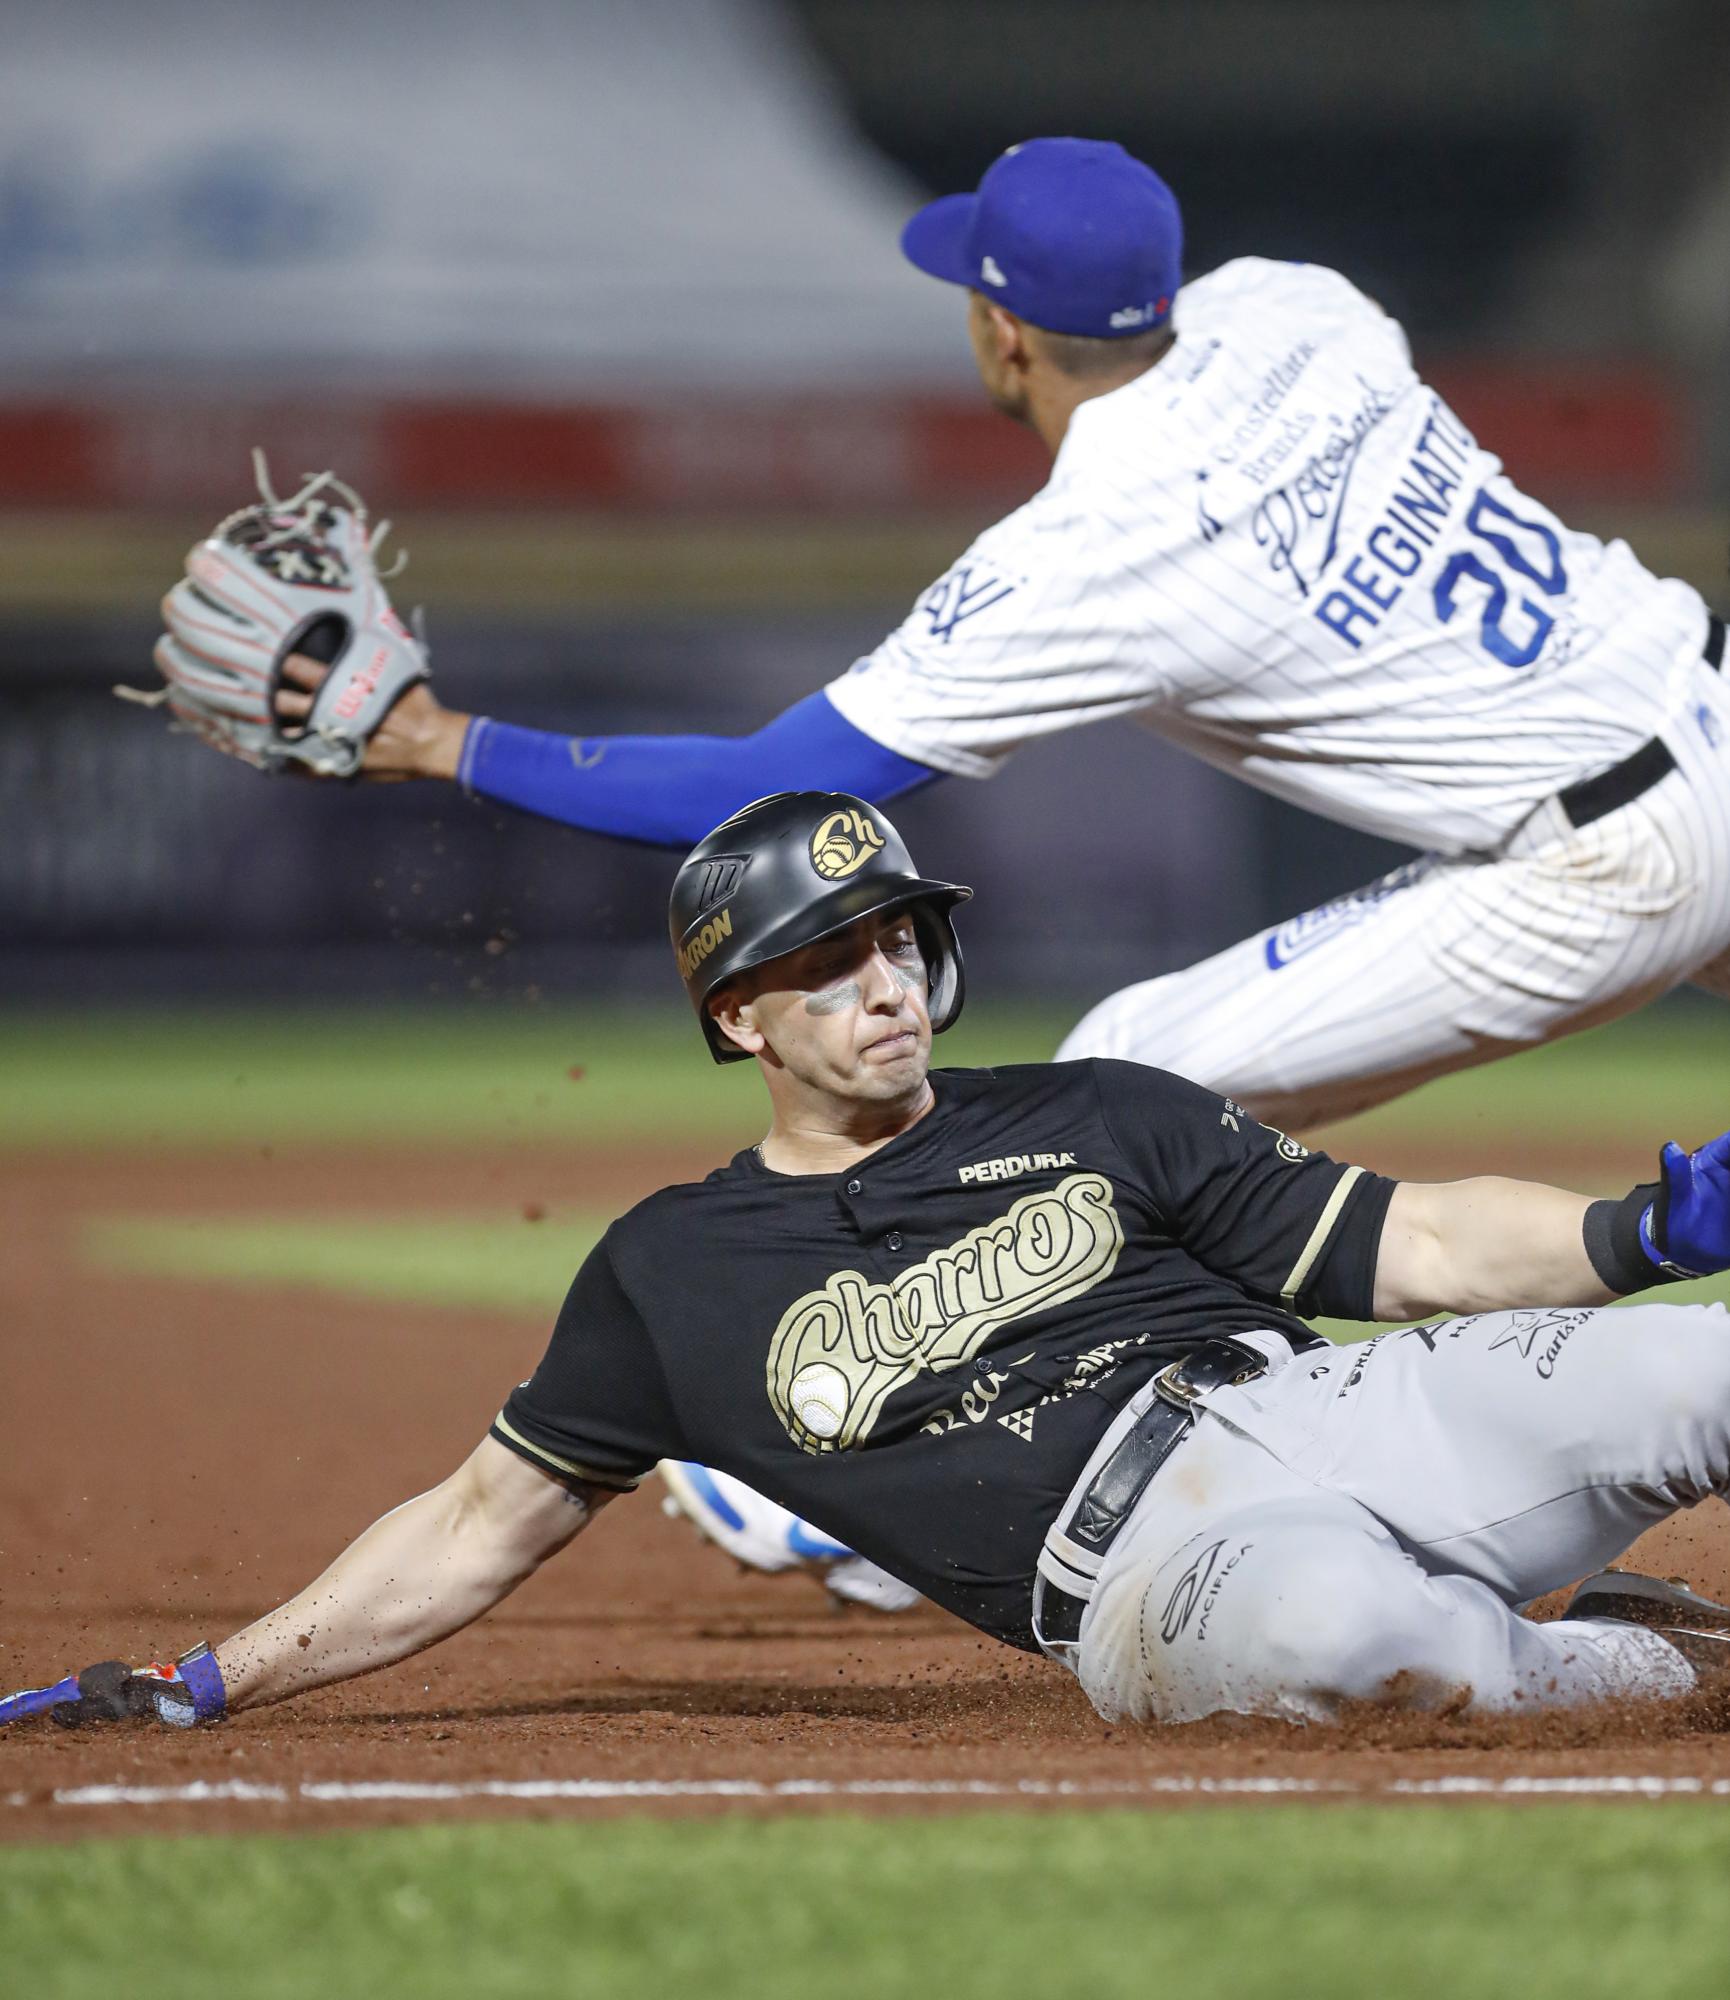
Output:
top-left (1391, 1775), bottom-right (1727, 1798)
top-left (9, 1774), bottom-right (1730, 1810)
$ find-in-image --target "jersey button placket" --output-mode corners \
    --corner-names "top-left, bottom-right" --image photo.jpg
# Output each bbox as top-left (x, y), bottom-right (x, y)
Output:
top-left (885, 1230), bottom-right (904, 1253)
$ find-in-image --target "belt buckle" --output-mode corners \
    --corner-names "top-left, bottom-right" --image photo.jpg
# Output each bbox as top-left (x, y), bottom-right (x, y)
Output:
top-left (1153, 1358), bottom-right (1204, 1413)
top-left (1156, 1338), bottom-right (1267, 1412)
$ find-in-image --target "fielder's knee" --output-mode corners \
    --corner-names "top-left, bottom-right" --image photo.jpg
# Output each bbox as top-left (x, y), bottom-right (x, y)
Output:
top-left (1056, 989), bottom-right (1135, 1064)
top-left (1058, 975), bottom-right (1213, 1072)
top-left (1057, 970), bottom-right (1284, 1109)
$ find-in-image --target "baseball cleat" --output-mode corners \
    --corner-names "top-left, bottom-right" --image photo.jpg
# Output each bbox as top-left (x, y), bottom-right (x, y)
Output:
top-left (1565, 1569), bottom-right (1730, 1680)
top-left (657, 1461), bottom-right (919, 1612)
top-left (822, 1556), bottom-right (922, 1614)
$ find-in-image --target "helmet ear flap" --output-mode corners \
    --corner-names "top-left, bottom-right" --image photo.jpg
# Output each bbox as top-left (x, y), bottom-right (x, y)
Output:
top-left (912, 902), bottom-right (967, 1037)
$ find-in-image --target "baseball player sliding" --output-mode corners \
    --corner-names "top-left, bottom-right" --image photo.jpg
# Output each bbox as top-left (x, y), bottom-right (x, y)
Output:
top-left (7, 792), bottom-right (1730, 1733)
top-left (140, 136), bottom-right (1730, 1604)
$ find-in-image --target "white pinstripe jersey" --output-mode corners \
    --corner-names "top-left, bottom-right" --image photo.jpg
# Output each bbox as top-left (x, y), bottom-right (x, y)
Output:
top-left (826, 258), bottom-right (1711, 855)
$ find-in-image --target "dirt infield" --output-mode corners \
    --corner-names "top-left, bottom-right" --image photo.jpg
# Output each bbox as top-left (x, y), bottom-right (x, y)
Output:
top-left (3, 1140), bottom-right (1728, 1843)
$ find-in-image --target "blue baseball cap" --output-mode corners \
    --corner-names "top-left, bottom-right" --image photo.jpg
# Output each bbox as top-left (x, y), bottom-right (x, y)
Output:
top-left (900, 138), bottom-right (1182, 339)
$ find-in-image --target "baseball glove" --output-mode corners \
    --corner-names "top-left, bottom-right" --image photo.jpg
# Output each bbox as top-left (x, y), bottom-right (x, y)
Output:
top-left (128, 454), bottom-right (430, 777)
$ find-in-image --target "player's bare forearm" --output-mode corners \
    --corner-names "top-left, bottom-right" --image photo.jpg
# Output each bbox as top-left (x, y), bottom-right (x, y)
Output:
top-left (211, 1439), bottom-right (607, 1711)
top-left (1372, 1178), bottom-right (1614, 1322)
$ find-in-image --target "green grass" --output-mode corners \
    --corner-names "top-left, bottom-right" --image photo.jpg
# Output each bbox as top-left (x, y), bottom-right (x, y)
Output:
top-left (0, 996), bottom-right (1721, 1153)
top-left (86, 1212), bottom-right (612, 1315)
top-left (4, 1806), bottom-right (1727, 2000)
top-left (1320, 1001), bottom-right (1726, 1155)
top-left (0, 1002), bottom-right (1072, 1152)
top-left (0, 1005), bottom-right (770, 1152)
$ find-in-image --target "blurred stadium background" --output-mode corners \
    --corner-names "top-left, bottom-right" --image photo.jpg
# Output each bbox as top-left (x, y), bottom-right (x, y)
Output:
top-left (4, 0), bottom-right (1727, 1014)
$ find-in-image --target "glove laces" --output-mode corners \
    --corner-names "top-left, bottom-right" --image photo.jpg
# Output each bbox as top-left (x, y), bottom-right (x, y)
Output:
top-left (249, 448), bottom-right (409, 579)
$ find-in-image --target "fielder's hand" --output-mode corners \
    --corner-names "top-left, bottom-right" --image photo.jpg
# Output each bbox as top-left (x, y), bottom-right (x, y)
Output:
top-left (1642, 1133), bottom-right (1730, 1279)
top-left (274, 651), bottom-right (472, 780)
top-left (126, 455), bottom-right (432, 779)
top-left (0, 1645), bottom-right (227, 1729)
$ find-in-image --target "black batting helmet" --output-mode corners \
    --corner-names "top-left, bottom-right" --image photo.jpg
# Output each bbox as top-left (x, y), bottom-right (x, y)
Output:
top-left (670, 792), bottom-right (971, 1063)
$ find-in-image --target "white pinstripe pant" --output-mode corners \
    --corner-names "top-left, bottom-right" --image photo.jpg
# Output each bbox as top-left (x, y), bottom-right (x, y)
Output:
top-left (1059, 651), bottom-right (1730, 1128)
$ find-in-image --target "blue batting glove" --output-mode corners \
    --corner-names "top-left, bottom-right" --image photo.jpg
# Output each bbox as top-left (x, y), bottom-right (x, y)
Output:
top-left (1640, 1134), bottom-right (1730, 1279)
top-left (0, 1675), bottom-right (83, 1726)
top-left (0, 1646), bottom-right (226, 1729)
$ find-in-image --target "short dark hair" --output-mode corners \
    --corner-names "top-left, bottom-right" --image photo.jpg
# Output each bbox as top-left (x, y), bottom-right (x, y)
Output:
top-left (1033, 322), bottom-right (1175, 379)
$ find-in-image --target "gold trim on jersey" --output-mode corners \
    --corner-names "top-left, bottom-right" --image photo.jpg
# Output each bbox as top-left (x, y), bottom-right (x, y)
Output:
top-left (1279, 1165), bottom-right (1363, 1303)
top-left (490, 1410), bottom-right (640, 1491)
top-left (766, 1171), bottom-right (1124, 1454)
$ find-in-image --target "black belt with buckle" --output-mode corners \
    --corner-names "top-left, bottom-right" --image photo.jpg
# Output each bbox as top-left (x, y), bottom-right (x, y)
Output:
top-left (1031, 1337), bottom-right (1268, 1652)
top-left (1556, 612), bottom-right (1725, 830)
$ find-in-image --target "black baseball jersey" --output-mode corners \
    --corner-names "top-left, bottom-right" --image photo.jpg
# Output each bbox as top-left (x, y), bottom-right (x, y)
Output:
top-left (491, 1059), bottom-right (1395, 1649)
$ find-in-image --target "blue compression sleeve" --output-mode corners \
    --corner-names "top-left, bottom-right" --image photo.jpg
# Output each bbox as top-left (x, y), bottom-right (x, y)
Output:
top-left (456, 689), bottom-right (939, 847)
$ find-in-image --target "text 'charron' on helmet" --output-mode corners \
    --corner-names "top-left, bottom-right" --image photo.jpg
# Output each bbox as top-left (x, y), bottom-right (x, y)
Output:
top-left (668, 792), bottom-right (972, 1063)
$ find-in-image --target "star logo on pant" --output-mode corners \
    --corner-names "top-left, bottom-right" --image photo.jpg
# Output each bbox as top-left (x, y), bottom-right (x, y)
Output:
top-left (1488, 1310), bottom-right (1548, 1359)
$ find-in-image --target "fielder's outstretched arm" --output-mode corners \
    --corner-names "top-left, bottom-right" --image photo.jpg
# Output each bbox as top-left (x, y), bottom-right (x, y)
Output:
top-left (0, 1439), bottom-right (612, 1728)
top-left (277, 657), bottom-right (939, 848)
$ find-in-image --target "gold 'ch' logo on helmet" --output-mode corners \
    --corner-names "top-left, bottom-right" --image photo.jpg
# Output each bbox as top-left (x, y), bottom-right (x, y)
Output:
top-left (809, 808), bottom-right (885, 881)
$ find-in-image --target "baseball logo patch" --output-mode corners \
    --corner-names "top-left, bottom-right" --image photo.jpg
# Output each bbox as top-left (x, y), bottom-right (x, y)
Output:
top-left (809, 808), bottom-right (885, 882)
top-left (766, 1172), bottom-right (1123, 1453)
